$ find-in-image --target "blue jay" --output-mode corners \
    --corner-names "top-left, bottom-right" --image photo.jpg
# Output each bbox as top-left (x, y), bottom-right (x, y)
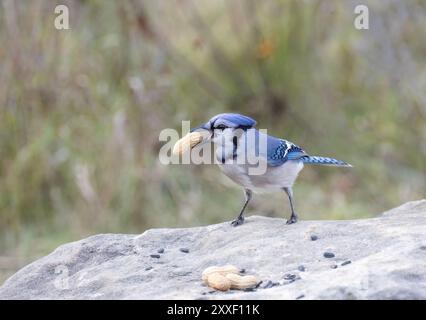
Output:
top-left (190, 113), bottom-right (352, 226)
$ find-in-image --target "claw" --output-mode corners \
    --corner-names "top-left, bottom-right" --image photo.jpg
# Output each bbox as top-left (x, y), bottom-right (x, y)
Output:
top-left (231, 217), bottom-right (244, 227)
top-left (286, 215), bottom-right (298, 225)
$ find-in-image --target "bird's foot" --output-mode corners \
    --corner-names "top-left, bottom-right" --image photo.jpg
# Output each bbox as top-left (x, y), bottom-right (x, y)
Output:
top-left (231, 217), bottom-right (244, 227)
top-left (286, 215), bottom-right (298, 225)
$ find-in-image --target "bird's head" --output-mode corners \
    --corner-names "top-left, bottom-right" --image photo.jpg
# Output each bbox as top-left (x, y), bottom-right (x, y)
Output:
top-left (172, 113), bottom-right (256, 156)
top-left (191, 113), bottom-right (257, 144)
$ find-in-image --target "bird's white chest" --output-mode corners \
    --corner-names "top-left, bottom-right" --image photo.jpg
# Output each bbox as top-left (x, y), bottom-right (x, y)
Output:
top-left (218, 161), bottom-right (304, 192)
top-left (218, 162), bottom-right (252, 188)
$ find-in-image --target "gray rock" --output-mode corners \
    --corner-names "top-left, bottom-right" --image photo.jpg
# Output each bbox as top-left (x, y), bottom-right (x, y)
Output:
top-left (0, 200), bottom-right (425, 300)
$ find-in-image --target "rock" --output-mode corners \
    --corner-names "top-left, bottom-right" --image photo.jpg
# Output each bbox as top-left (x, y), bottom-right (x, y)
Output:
top-left (310, 235), bottom-right (318, 241)
top-left (297, 265), bottom-right (306, 272)
top-left (341, 261), bottom-right (351, 266)
top-left (1, 200), bottom-right (426, 300)
top-left (157, 248), bottom-right (164, 254)
top-left (179, 248), bottom-right (189, 253)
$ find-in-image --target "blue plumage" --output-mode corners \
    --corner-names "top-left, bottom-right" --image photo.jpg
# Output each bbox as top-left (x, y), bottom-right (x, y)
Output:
top-left (210, 113), bottom-right (257, 128)
top-left (301, 156), bottom-right (351, 167)
top-left (265, 134), bottom-right (351, 168)
top-left (267, 136), bottom-right (307, 166)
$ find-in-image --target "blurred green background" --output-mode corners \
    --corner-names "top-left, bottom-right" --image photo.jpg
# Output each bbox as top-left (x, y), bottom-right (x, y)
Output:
top-left (0, 0), bottom-right (425, 284)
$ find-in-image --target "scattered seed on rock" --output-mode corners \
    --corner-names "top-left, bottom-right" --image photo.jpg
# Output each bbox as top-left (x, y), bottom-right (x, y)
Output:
top-left (145, 266), bottom-right (153, 271)
top-left (323, 252), bottom-right (335, 258)
top-left (330, 264), bottom-right (338, 269)
top-left (310, 235), bottom-right (318, 241)
top-left (283, 273), bottom-right (297, 281)
top-left (263, 280), bottom-right (279, 289)
top-left (296, 294), bottom-right (305, 300)
top-left (157, 248), bottom-right (164, 254)
top-left (298, 265), bottom-right (306, 272)
top-left (179, 248), bottom-right (189, 253)
top-left (341, 260), bottom-right (351, 266)
top-left (150, 254), bottom-right (160, 259)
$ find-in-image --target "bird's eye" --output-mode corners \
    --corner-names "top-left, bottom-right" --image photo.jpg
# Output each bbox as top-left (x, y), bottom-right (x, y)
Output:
top-left (215, 124), bottom-right (227, 130)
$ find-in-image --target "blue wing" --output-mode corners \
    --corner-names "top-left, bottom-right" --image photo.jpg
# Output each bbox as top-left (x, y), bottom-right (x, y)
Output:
top-left (267, 136), bottom-right (307, 166)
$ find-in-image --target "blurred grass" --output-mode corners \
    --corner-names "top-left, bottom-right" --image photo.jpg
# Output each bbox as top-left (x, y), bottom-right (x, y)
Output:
top-left (0, 0), bottom-right (425, 283)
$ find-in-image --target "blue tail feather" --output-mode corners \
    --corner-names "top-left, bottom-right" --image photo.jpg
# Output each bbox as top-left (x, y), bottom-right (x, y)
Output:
top-left (301, 156), bottom-right (352, 167)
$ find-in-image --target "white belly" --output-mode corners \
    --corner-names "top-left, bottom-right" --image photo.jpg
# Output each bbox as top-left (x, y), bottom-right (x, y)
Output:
top-left (218, 161), bottom-right (304, 193)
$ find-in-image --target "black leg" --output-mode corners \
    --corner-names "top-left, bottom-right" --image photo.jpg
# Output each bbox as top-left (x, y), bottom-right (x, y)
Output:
top-left (231, 189), bottom-right (252, 227)
top-left (283, 187), bottom-right (298, 224)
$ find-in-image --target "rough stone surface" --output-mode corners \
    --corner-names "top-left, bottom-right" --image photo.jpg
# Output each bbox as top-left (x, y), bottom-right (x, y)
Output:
top-left (1, 200), bottom-right (425, 300)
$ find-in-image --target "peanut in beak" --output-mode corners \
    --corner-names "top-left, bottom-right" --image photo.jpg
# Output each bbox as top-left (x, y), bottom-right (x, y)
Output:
top-left (172, 131), bottom-right (210, 156)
